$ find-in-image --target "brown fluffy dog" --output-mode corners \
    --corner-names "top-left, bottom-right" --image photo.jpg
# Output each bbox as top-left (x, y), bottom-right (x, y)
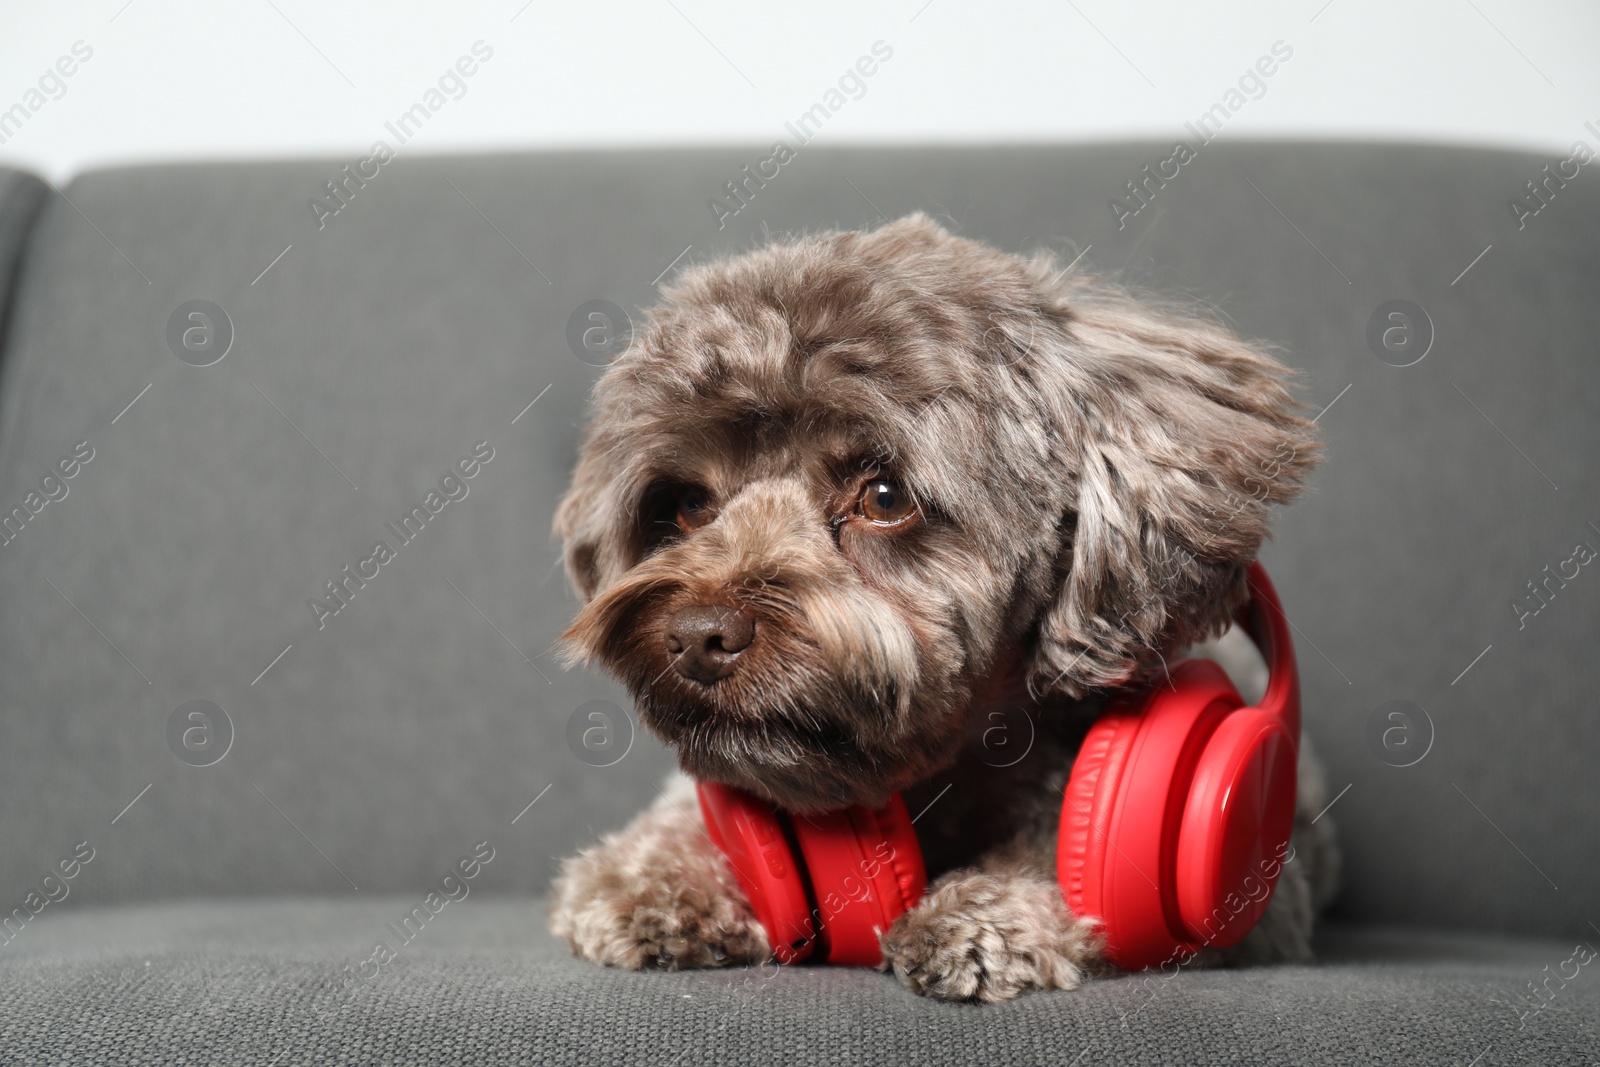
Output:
top-left (549, 214), bottom-right (1339, 1001)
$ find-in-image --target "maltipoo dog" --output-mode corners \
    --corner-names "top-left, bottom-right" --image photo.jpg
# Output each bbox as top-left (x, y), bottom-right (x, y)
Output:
top-left (549, 214), bottom-right (1338, 1001)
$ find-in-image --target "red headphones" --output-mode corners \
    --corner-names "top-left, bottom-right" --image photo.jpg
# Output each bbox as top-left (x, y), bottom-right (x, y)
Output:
top-left (696, 561), bottom-right (1300, 971)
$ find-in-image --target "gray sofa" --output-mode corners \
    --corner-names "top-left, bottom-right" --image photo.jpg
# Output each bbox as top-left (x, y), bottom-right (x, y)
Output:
top-left (0, 143), bottom-right (1594, 1065)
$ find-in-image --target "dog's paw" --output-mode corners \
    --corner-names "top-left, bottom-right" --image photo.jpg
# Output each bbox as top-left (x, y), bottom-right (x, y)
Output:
top-left (552, 872), bottom-right (769, 969)
top-left (879, 869), bottom-right (1100, 1002)
top-left (550, 781), bottom-right (770, 970)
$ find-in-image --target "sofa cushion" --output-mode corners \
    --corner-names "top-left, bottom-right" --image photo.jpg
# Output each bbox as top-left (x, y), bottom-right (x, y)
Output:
top-left (0, 145), bottom-right (1594, 944)
top-left (2, 899), bottom-right (1595, 1066)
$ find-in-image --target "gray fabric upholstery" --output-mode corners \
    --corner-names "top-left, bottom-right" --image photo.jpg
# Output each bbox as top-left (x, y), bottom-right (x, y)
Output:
top-left (0, 145), bottom-right (1594, 972)
top-left (0, 168), bottom-right (47, 342)
top-left (3, 900), bottom-right (1595, 1066)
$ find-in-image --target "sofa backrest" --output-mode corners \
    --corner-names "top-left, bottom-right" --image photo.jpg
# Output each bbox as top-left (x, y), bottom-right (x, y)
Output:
top-left (0, 145), bottom-right (1593, 941)
top-left (0, 169), bottom-right (45, 355)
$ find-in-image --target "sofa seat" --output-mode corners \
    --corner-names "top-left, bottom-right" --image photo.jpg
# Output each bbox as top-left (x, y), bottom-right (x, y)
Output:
top-left (3, 898), bottom-right (1594, 1066)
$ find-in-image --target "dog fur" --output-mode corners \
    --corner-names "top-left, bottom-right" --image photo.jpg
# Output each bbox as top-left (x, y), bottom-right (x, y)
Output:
top-left (549, 213), bottom-right (1339, 1001)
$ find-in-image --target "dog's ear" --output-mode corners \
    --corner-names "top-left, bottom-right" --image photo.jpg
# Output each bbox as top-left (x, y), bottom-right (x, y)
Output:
top-left (1023, 276), bottom-right (1321, 697)
top-left (551, 435), bottom-right (615, 602)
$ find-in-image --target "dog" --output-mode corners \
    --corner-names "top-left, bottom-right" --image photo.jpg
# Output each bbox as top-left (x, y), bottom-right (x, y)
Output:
top-left (548, 213), bottom-right (1340, 1001)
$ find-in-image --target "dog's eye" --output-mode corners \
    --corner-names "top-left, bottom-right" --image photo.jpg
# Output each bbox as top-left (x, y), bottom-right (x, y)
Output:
top-left (857, 479), bottom-right (916, 525)
top-left (675, 488), bottom-right (712, 533)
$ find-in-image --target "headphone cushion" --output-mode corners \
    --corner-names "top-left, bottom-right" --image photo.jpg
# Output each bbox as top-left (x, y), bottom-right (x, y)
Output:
top-left (1058, 710), bottom-right (1142, 928)
top-left (853, 793), bottom-right (926, 913)
top-left (790, 793), bottom-right (927, 966)
top-left (696, 781), bottom-right (817, 963)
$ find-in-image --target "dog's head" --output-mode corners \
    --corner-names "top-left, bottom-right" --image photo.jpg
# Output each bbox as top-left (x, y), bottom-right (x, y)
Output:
top-left (555, 214), bottom-right (1319, 812)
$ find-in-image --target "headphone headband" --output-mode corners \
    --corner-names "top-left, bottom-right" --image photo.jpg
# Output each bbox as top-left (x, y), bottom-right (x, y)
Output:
top-left (1236, 561), bottom-right (1301, 741)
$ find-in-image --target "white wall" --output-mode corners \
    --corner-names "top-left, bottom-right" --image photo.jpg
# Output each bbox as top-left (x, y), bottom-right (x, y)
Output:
top-left (1, 0), bottom-right (1596, 183)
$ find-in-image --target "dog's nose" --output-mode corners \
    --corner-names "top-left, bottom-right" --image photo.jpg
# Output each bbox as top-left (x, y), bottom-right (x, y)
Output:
top-left (664, 604), bottom-right (755, 683)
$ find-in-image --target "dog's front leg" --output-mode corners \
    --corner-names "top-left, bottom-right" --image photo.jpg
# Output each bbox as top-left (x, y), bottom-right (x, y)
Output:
top-left (879, 850), bottom-right (1103, 1002)
top-left (550, 772), bottom-right (770, 969)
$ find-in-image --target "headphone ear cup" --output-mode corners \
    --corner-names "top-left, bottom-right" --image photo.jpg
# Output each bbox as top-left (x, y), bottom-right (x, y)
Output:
top-left (788, 794), bottom-right (926, 967)
top-left (696, 781), bottom-right (817, 963)
top-left (1174, 708), bottom-right (1297, 948)
top-left (1057, 659), bottom-right (1244, 971)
